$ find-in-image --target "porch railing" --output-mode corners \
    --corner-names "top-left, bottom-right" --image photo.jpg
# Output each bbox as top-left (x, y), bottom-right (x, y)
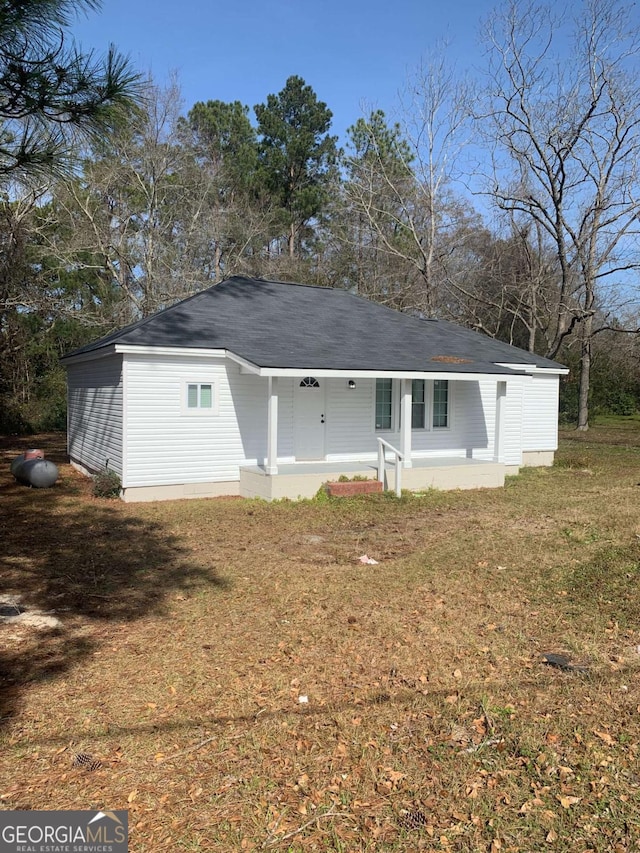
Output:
top-left (377, 438), bottom-right (404, 498)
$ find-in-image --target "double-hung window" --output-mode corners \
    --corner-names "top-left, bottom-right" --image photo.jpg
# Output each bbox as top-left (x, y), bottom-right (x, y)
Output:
top-left (375, 378), bottom-right (449, 430)
top-left (432, 380), bottom-right (449, 428)
top-left (375, 378), bottom-right (393, 430)
top-left (411, 379), bottom-right (426, 428)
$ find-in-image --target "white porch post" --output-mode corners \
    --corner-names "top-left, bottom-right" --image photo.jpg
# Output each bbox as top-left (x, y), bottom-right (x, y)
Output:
top-left (494, 380), bottom-right (507, 463)
top-left (266, 377), bottom-right (278, 475)
top-left (400, 378), bottom-right (412, 468)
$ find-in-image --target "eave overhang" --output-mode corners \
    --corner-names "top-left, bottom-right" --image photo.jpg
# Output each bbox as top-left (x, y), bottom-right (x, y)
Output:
top-left (60, 344), bottom-right (563, 383)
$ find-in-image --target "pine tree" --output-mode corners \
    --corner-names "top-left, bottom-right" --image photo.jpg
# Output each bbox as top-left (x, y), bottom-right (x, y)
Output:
top-left (254, 75), bottom-right (338, 258)
top-left (0, 0), bottom-right (142, 184)
top-left (185, 99), bottom-right (258, 200)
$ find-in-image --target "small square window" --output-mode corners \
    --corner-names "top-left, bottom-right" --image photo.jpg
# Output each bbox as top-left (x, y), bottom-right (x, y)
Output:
top-left (185, 382), bottom-right (216, 414)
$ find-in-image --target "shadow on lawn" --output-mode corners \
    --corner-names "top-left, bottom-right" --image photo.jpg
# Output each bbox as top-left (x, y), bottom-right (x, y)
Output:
top-left (0, 434), bottom-right (225, 727)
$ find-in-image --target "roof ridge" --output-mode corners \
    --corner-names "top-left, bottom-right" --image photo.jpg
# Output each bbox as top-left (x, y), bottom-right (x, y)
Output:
top-left (246, 276), bottom-right (344, 292)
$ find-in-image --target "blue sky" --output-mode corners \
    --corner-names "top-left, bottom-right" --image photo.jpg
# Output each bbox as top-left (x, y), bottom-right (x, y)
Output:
top-left (73, 0), bottom-right (497, 144)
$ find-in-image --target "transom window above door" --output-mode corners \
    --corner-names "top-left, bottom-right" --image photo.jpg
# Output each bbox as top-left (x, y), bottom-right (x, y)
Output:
top-left (300, 377), bottom-right (320, 388)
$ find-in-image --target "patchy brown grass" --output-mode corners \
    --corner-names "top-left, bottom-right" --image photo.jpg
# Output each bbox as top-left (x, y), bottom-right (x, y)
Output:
top-left (1, 423), bottom-right (639, 851)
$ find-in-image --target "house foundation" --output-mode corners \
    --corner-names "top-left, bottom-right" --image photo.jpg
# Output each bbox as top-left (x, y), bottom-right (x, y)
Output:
top-left (239, 457), bottom-right (506, 501)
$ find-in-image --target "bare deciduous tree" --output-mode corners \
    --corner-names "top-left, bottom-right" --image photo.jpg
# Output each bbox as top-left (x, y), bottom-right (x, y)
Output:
top-left (48, 78), bottom-right (227, 320)
top-left (341, 53), bottom-right (476, 316)
top-left (482, 0), bottom-right (640, 429)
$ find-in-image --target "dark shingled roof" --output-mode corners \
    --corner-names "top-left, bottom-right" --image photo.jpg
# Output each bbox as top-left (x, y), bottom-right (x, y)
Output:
top-left (63, 276), bottom-right (566, 374)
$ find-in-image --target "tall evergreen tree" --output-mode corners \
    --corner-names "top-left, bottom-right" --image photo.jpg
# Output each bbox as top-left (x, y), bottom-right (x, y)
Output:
top-left (254, 75), bottom-right (338, 258)
top-left (185, 99), bottom-right (258, 200)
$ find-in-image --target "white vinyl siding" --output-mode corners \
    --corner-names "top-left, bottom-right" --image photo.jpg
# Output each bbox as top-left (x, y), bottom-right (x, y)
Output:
top-left (67, 355), bottom-right (123, 476)
top-left (122, 359), bottom-right (295, 486)
top-left (123, 355), bottom-right (270, 487)
top-left (276, 378), bottom-right (514, 465)
top-left (522, 373), bottom-right (560, 451)
top-left (325, 377), bottom-right (523, 466)
top-left (68, 353), bottom-right (545, 491)
top-left (371, 378), bottom-right (525, 466)
top-left (412, 380), bottom-right (480, 458)
top-left (274, 378), bottom-right (295, 461)
top-left (453, 377), bottom-right (524, 466)
top-left (325, 379), bottom-right (376, 459)
top-left (501, 378), bottom-right (525, 465)
top-left (498, 365), bottom-right (561, 453)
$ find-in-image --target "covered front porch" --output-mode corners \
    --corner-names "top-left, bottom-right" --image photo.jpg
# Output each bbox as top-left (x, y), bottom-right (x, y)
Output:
top-left (237, 370), bottom-right (514, 500)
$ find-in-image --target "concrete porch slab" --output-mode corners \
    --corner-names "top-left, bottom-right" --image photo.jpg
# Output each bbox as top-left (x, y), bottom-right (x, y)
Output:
top-left (239, 457), bottom-right (506, 500)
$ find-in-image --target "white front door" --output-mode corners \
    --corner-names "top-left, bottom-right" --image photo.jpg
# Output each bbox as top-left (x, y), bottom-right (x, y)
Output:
top-left (294, 377), bottom-right (326, 460)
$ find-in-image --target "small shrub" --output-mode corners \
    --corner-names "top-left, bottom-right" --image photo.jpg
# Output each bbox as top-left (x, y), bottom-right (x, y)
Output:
top-left (313, 486), bottom-right (330, 502)
top-left (93, 468), bottom-right (121, 499)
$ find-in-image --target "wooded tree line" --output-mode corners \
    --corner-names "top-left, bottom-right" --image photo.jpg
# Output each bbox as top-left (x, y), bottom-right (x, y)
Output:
top-left (1, 0), bottom-right (639, 433)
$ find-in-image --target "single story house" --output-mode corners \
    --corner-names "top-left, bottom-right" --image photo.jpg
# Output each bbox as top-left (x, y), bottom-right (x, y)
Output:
top-left (62, 276), bottom-right (568, 502)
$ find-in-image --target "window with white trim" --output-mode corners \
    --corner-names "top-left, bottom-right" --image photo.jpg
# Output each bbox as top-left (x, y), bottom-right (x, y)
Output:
top-left (411, 379), bottom-right (426, 428)
top-left (188, 383), bottom-right (213, 408)
top-left (183, 381), bottom-right (218, 415)
top-left (375, 378), bottom-right (450, 430)
top-left (432, 379), bottom-right (449, 428)
top-left (375, 378), bottom-right (393, 430)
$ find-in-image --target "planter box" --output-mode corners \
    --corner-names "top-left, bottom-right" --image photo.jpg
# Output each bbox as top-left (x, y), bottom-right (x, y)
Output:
top-left (326, 480), bottom-right (383, 497)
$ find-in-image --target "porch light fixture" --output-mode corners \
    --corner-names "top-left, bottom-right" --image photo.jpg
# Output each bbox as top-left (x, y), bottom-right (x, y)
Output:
top-left (347, 380), bottom-right (357, 390)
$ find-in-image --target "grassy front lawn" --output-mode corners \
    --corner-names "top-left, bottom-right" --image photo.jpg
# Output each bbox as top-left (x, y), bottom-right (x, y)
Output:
top-left (1, 422), bottom-right (639, 851)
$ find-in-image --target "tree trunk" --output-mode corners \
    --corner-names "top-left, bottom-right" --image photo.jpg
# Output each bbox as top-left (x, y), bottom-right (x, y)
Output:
top-left (527, 313), bottom-right (536, 353)
top-left (576, 317), bottom-right (592, 431)
top-left (288, 221), bottom-right (295, 258)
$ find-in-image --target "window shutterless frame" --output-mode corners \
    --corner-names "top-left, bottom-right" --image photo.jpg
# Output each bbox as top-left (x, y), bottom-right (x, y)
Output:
top-left (432, 379), bottom-right (449, 428)
top-left (375, 378), bottom-right (450, 431)
top-left (182, 380), bottom-right (219, 415)
top-left (375, 377), bottom-right (393, 430)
